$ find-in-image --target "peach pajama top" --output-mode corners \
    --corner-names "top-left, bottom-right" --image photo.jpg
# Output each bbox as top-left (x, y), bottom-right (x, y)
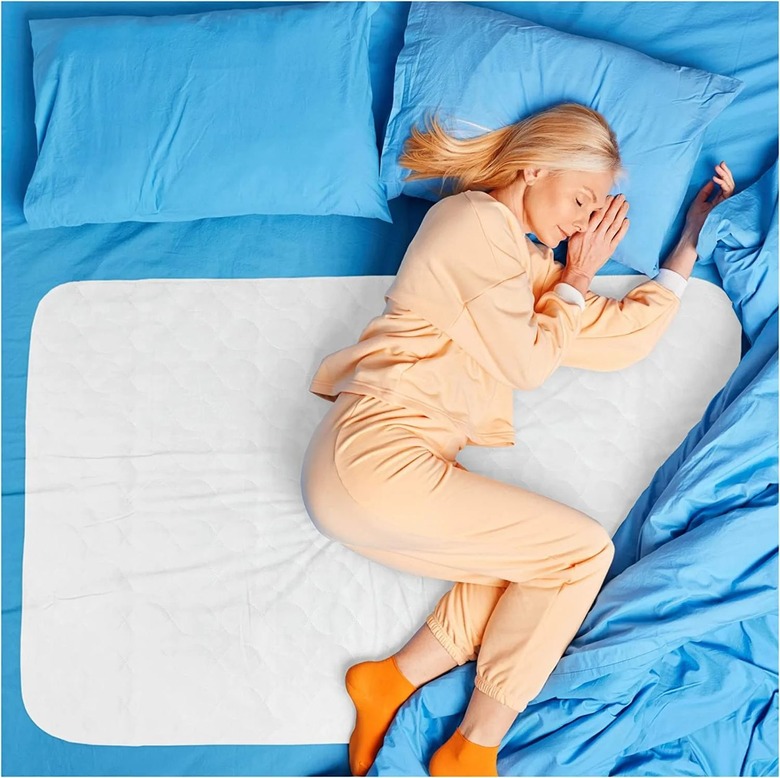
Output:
top-left (308, 190), bottom-right (684, 448)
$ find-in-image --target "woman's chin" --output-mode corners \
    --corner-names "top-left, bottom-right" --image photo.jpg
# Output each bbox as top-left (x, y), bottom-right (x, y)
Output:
top-left (533, 229), bottom-right (560, 248)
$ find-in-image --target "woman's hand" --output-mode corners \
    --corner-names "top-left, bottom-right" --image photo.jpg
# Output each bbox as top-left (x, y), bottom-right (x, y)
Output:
top-left (661, 162), bottom-right (736, 281)
top-left (563, 193), bottom-right (630, 293)
top-left (683, 161), bottom-right (736, 244)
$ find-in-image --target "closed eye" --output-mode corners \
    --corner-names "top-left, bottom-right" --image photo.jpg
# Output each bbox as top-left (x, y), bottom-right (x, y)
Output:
top-left (577, 198), bottom-right (601, 214)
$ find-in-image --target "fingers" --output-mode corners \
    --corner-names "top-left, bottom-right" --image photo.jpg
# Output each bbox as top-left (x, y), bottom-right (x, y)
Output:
top-left (697, 180), bottom-right (715, 200)
top-left (606, 200), bottom-right (629, 240)
top-left (713, 160), bottom-right (734, 191)
top-left (609, 215), bottom-right (630, 247)
top-left (600, 194), bottom-right (629, 239)
top-left (587, 194), bottom-right (613, 231)
top-left (602, 193), bottom-right (625, 223)
top-left (574, 194), bottom-right (628, 260)
top-left (713, 160), bottom-right (735, 204)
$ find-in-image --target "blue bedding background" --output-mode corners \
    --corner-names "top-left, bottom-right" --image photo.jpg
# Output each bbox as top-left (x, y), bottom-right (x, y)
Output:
top-left (2, 1), bottom-right (778, 775)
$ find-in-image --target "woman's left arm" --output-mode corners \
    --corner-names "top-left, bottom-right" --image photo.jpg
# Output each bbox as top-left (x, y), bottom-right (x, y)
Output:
top-left (553, 272), bottom-right (683, 371)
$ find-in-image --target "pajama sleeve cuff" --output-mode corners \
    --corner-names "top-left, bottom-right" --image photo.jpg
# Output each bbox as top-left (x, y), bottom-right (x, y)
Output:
top-left (553, 282), bottom-right (586, 310)
top-left (653, 268), bottom-right (689, 300)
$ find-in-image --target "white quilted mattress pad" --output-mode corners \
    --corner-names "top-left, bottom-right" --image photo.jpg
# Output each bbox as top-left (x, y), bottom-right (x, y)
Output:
top-left (22, 275), bottom-right (741, 745)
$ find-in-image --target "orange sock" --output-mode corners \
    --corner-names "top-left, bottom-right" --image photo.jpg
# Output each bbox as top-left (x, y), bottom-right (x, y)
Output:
top-left (344, 655), bottom-right (418, 775)
top-left (428, 727), bottom-right (500, 776)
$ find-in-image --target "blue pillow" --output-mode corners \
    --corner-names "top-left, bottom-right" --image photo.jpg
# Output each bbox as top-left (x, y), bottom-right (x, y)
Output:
top-left (23, 2), bottom-right (392, 229)
top-left (379, 1), bottom-right (744, 274)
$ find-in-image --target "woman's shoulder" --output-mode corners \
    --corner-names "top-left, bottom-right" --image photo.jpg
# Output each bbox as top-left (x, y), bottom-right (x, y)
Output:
top-left (434, 189), bottom-right (512, 224)
top-left (413, 190), bottom-right (562, 283)
top-left (424, 189), bottom-right (524, 249)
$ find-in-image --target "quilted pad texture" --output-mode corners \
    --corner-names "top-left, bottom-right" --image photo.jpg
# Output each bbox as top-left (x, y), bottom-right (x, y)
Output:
top-left (22, 275), bottom-right (740, 745)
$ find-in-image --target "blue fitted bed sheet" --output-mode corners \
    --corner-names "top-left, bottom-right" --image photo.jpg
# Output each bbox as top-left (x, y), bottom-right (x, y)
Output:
top-left (2, 1), bottom-right (778, 776)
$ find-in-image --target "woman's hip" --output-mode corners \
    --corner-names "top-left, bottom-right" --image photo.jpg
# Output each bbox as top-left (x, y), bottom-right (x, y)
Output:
top-left (300, 391), bottom-right (466, 537)
top-left (300, 392), bottom-right (613, 583)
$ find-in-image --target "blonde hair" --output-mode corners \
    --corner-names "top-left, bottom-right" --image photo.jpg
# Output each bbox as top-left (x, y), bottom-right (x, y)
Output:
top-left (397, 102), bottom-right (625, 197)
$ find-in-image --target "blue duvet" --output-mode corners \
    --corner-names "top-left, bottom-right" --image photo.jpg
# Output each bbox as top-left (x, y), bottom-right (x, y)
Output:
top-left (369, 160), bottom-right (779, 777)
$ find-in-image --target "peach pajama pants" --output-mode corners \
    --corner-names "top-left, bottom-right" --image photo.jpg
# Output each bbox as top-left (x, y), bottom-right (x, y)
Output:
top-left (300, 391), bottom-right (615, 712)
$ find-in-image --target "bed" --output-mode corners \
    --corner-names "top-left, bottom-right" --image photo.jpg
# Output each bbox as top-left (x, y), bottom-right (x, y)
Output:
top-left (3, 1), bottom-right (777, 776)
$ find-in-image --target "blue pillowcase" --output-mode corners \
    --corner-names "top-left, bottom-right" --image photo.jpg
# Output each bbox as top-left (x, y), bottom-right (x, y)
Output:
top-left (379, 1), bottom-right (744, 275)
top-left (23, 2), bottom-right (392, 229)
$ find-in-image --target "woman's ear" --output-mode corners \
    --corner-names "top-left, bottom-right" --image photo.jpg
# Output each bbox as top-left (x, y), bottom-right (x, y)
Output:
top-left (522, 167), bottom-right (547, 186)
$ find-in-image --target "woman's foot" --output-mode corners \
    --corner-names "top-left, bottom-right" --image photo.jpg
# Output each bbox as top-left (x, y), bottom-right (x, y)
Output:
top-left (428, 727), bottom-right (500, 776)
top-left (344, 656), bottom-right (418, 775)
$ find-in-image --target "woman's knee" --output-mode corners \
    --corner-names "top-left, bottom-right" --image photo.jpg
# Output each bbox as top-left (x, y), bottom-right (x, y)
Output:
top-left (571, 519), bottom-right (615, 575)
top-left (548, 514), bottom-right (614, 578)
top-left (583, 518), bottom-right (614, 554)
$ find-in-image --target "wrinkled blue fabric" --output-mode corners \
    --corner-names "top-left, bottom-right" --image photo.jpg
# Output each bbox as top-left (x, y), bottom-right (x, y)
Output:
top-left (697, 159), bottom-right (779, 347)
top-left (369, 159), bottom-right (779, 777)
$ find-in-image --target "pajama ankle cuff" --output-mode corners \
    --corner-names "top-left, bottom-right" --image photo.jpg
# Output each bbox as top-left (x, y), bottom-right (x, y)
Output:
top-left (474, 674), bottom-right (525, 713)
top-left (425, 614), bottom-right (474, 665)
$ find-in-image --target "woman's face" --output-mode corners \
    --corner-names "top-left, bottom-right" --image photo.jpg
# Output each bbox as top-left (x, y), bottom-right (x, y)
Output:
top-left (520, 168), bottom-right (615, 248)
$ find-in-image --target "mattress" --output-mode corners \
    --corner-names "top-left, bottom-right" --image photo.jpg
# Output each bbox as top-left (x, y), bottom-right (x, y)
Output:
top-left (22, 274), bottom-right (740, 745)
